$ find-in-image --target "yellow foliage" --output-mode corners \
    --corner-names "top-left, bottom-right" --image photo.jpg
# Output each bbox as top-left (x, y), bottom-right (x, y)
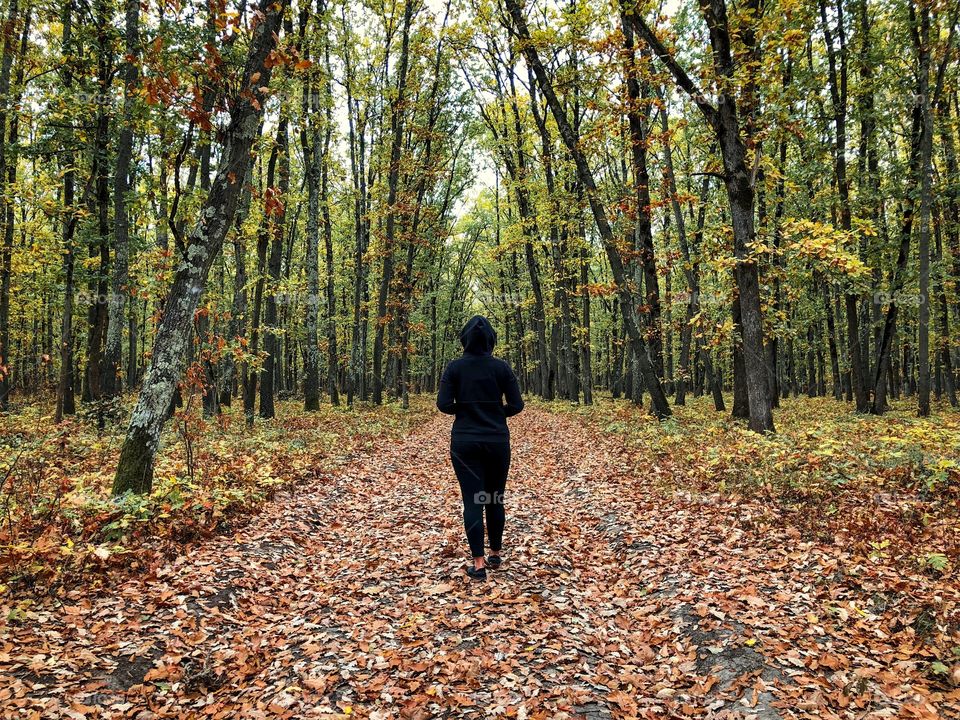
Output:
top-left (782, 218), bottom-right (870, 278)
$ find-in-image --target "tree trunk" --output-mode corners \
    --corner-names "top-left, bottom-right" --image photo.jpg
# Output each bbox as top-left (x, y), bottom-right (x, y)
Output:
top-left (301, 7), bottom-right (322, 410)
top-left (504, 70), bottom-right (549, 399)
top-left (938, 99), bottom-right (960, 326)
top-left (260, 117), bottom-right (288, 420)
top-left (934, 205), bottom-right (957, 405)
top-left (819, 0), bottom-right (870, 413)
top-left (732, 292), bottom-right (749, 418)
top-left (506, 0), bottom-right (670, 417)
top-left (766, 142), bottom-right (785, 408)
top-left (102, 0), bottom-right (140, 398)
top-left (914, 4), bottom-right (933, 417)
top-left (665, 92), bottom-right (710, 406)
top-left (4, 8), bottom-right (28, 405)
top-left (628, 0), bottom-right (771, 431)
top-left (871, 111), bottom-right (921, 414)
top-left (372, 0), bottom-right (413, 405)
top-left (821, 282), bottom-right (842, 398)
top-left (245, 196), bottom-right (270, 425)
top-left (0, 0), bottom-right (21, 410)
top-left (112, 0), bottom-right (285, 494)
top-left (82, 0), bottom-right (112, 410)
top-left (579, 219), bottom-right (593, 404)
top-left (55, 1), bottom-right (76, 421)
top-left (222, 163), bottom-right (252, 409)
top-left (341, 5), bottom-right (367, 405)
top-left (723, 138), bottom-right (773, 431)
top-left (622, 16), bottom-right (663, 378)
top-left (320, 22), bottom-right (339, 406)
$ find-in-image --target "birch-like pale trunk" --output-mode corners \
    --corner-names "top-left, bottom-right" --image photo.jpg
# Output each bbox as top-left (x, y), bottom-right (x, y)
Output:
top-left (112, 0), bottom-right (286, 494)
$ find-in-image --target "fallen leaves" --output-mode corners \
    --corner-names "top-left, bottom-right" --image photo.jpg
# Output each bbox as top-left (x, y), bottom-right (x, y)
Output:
top-left (1, 403), bottom-right (958, 718)
top-left (0, 397), bottom-right (435, 591)
top-left (556, 395), bottom-right (960, 572)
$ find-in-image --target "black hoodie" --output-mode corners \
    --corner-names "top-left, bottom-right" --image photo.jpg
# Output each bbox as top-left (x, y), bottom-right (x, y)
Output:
top-left (436, 315), bottom-right (524, 440)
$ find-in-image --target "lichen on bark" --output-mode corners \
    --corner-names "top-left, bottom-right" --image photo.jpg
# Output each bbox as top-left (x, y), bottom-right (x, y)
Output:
top-left (111, 0), bottom-right (288, 496)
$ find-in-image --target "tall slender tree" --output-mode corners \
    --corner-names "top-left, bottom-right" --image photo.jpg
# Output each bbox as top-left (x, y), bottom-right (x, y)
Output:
top-left (113, 0), bottom-right (287, 494)
top-left (103, 0), bottom-right (141, 398)
top-left (504, 0), bottom-right (671, 417)
top-left (626, 0), bottom-right (774, 432)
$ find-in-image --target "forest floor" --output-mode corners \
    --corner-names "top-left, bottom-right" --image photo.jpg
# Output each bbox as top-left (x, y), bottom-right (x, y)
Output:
top-left (2, 400), bottom-right (960, 719)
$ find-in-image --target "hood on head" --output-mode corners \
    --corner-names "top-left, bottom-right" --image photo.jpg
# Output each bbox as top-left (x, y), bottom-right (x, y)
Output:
top-left (459, 315), bottom-right (497, 355)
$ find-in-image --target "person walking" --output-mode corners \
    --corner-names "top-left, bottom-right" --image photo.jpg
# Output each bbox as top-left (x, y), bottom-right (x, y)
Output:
top-left (437, 315), bottom-right (524, 580)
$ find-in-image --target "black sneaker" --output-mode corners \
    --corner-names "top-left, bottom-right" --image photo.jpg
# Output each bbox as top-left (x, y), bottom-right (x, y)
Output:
top-left (465, 565), bottom-right (487, 581)
top-left (487, 555), bottom-right (502, 570)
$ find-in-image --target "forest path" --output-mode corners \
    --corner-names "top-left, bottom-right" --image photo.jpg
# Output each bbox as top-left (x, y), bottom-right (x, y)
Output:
top-left (5, 407), bottom-right (950, 719)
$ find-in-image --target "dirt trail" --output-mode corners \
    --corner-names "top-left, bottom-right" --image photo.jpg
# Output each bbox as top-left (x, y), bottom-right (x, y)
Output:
top-left (2, 408), bottom-right (954, 719)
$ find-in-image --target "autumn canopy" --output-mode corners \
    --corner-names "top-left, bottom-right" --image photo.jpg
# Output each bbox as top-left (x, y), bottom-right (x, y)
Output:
top-left (0, 0), bottom-right (959, 716)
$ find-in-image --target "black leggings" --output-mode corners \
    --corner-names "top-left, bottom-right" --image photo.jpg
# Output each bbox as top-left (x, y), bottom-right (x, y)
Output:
top-left (450, 439), bottom-right (511, 558)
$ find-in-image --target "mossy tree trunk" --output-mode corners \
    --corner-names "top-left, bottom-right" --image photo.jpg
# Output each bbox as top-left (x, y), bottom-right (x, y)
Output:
top-left (112, 0), bottom-right (286, 495)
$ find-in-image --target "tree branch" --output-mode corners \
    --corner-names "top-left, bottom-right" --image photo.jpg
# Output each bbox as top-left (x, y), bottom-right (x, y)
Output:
top-left (622, 3), bottom-right (720, 130)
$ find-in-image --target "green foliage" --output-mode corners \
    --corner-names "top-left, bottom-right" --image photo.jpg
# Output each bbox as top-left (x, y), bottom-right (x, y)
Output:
top-left (922, 552), bottom-right (950, 574)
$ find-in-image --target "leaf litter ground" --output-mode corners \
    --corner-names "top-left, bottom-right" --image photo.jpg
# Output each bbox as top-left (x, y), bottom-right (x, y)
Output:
top-left (2, 407), bottom-right (959, 719)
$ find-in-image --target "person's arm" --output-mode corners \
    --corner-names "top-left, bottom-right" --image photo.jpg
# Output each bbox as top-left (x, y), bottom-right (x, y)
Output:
top-left (436, 362), bottom-right (457, 414)
top-left (501, 362), bottom-right (524, 417)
